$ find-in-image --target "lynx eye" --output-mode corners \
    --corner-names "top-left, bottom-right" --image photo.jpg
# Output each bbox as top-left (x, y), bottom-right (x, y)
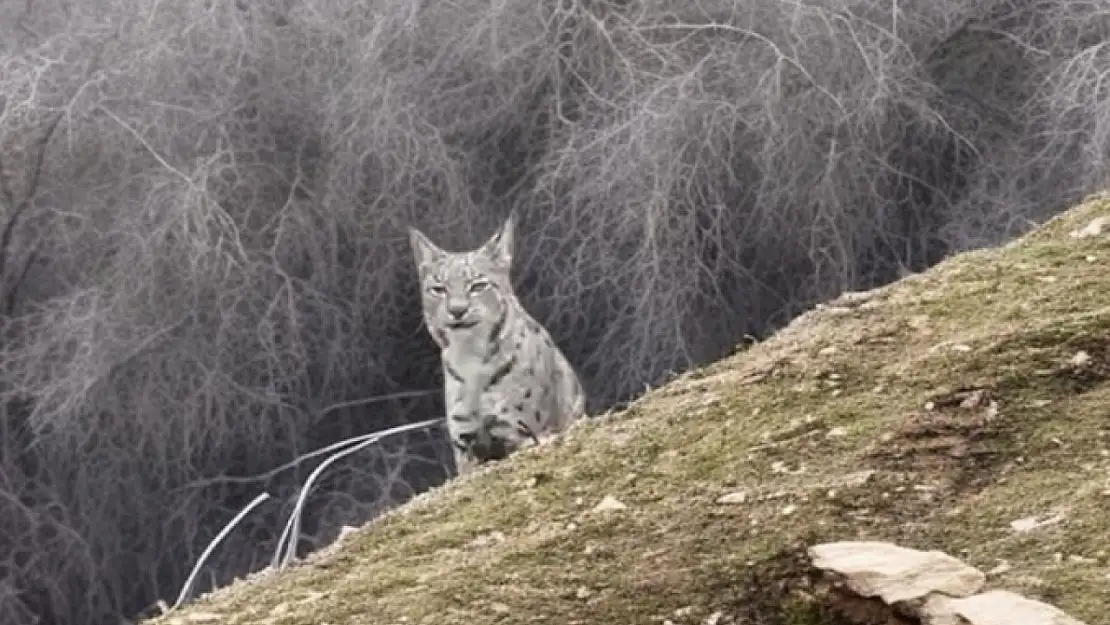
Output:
top-left (426, 284), bottom-right (446, 296)
top-left (468, 280), bottom-right (491, 293)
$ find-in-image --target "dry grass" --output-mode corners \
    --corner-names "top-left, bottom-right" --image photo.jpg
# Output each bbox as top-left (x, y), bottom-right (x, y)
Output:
top-left (146, 196), bottom-right (1110, 624)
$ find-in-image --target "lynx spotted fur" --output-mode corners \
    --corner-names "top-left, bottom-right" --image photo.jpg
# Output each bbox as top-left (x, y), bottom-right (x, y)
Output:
top-left (409, 216), bottom-right (585, 476)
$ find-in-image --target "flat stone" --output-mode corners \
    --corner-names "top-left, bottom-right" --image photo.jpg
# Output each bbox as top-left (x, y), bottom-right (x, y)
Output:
top-left (715, 491), bottom-right (748, 505)
top-left (809, 541), bottom-right (985, 604)
top-left (590, 495), bottom-right (627, 513)
top-left (942, 590), bottom-right (1088, 625)
top-left (1070, 216), bottom-right (1108, 238)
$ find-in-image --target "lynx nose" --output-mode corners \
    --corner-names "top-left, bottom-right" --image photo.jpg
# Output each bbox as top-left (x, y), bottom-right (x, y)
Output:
top-left (446, 300), bottom-right (469, 319)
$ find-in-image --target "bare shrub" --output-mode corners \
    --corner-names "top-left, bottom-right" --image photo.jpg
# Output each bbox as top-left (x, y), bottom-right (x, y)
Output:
top-left (0, 0), bottom-right (1109, 623)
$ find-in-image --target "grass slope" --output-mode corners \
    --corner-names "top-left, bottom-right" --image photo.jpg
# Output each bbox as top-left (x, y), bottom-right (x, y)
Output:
top-left (150, 196), bottom-right (1110, 625)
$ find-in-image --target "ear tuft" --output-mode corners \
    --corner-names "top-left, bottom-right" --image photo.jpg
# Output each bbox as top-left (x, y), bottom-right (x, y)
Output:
top-left (479, 214), bottom-right (514, 266)
top-left (409, 227), bottom-right (445, 269)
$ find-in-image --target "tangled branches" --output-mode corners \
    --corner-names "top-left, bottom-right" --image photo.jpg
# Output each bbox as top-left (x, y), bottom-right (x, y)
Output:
top-left (0, 0), bottom-right (1109, 623)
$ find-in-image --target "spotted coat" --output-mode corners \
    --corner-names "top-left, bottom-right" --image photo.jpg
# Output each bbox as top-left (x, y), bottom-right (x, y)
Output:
top-left (409, 215), bottom-right (586, 475)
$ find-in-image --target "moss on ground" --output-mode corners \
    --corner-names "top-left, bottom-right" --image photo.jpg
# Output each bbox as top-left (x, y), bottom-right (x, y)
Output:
top-left (149, 195), bottom-right (1110, 625)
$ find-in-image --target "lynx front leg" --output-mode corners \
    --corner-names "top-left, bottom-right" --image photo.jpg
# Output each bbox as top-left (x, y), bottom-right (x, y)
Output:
top-left (452, 447), bottom-right (481, 477)
top-left (510, 416), bottom-right (561, 450)
top-left (532, 433), bottom-right (560, 449)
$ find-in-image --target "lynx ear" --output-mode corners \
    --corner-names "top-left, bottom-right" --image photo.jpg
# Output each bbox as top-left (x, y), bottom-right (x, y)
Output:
top-left (478, 214), bottom-right (514, 266)
top-left (409, 227), bottom-right (445, 271)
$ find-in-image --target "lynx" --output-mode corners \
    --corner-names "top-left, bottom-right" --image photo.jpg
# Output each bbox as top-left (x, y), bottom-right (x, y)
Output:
top-left (409, 215), bottom-right (586, 476)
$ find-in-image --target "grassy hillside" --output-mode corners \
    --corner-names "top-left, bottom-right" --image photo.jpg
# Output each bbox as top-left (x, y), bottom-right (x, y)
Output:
top-left (149, 196), bottom-right (1110, 625)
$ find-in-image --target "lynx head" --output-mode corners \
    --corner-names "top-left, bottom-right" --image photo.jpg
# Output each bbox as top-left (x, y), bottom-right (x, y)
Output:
top-left (409, 215), bottom-right (516, 344)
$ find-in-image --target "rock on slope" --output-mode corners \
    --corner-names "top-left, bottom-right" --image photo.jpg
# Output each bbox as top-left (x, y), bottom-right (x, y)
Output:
top-left (148, 195), bottom-right (1110, 625)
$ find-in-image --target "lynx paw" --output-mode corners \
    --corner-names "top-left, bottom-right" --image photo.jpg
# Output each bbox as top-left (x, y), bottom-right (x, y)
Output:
top-left (533, 432), bottom-right (562, 448)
